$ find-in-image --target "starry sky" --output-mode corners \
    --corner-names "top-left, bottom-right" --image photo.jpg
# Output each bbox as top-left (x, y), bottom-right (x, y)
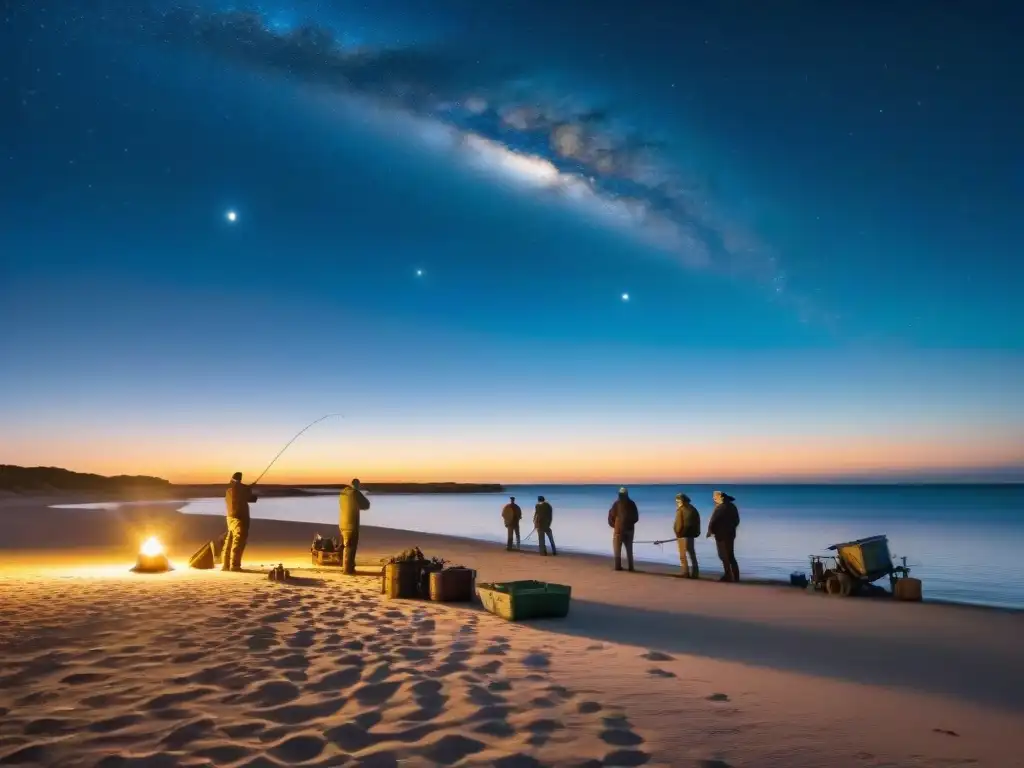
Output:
top-left (1, 1), bottom-right (1022, 483)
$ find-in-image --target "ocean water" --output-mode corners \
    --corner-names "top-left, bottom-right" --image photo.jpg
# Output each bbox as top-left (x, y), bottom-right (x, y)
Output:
top-left (175, 483), bottom-right (1024, 610)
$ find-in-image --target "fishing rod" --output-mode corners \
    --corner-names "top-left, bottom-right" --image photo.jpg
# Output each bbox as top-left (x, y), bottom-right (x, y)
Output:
top-left (251, 413), bottom-right (343, 487)
top-left (635, 536), bottom-right (683, 546)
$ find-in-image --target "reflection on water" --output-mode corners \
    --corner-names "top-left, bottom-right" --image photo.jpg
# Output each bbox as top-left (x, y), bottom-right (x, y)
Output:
top-left (173, 483), bottom-right (1024, 610)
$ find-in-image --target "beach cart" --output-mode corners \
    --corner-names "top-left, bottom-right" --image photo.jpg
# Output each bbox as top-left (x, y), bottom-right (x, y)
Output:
top-left (809, 535), bottom-right (912, 597)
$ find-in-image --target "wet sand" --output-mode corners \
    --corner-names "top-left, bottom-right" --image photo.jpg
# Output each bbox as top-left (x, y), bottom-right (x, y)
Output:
top-left (1, 496), bottom-right (1022, 767)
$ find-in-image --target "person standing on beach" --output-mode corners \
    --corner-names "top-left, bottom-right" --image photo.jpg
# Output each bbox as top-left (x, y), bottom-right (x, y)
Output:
top-left (673, 492), bottom-right (701, 578)
top-left (608, 486), bottom-right (639, 572)
top-left (501, 496), bottom-right (522, 551)
top-left (707, 490), bottom-right (740, 582)
top-left (339, 479), bottom-right (371, 575)
top-left (223, 471), bottom-right (257, 572)
top-left (534, 495), bottom-right (557, 556)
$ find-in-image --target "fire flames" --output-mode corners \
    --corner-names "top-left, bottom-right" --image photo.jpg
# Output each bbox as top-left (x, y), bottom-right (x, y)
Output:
top-left (140, 536), bottom-right (164, 557)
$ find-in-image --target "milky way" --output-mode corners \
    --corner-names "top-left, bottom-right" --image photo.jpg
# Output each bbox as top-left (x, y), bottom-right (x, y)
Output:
top-left (119, 4), bottom-right (824, 321)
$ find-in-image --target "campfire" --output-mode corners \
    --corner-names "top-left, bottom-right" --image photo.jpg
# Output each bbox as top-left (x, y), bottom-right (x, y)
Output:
top-left (131, 536), bottom-right (172, 573)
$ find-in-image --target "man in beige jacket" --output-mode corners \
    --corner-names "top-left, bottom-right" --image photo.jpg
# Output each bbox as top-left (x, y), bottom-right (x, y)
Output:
top-left (338, 478), bottom-right (371, 574)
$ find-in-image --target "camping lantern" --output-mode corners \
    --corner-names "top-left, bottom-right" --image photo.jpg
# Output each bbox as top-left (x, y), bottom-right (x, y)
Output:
top-left (132, 536), bottom-right (171, 573)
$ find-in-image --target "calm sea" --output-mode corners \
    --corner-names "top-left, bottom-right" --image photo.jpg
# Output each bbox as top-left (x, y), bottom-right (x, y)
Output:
top-left (173, 483), bottom-right (1024, 611)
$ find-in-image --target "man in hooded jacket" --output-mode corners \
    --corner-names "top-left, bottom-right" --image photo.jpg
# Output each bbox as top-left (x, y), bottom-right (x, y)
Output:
top-left (608, 487), bottom-right (639, 571)
top-left (673, 492), bottom-right (701, 578)
top-left (224, 471), bottom-right (257, 571)
top-left (706, 490), bottom-right (740, 582)
top-left (338, 479), bottom-right (371, 574)
top-left (501, 496), bottom-right (522, 550)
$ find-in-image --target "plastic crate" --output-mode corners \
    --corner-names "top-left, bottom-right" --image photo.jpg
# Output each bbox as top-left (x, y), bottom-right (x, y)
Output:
top-left (477, 580), bottom-right (572, 621)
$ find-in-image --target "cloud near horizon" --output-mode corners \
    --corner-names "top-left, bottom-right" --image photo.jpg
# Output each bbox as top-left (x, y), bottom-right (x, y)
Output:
top-left (140, 6), bottom-right (830, 323)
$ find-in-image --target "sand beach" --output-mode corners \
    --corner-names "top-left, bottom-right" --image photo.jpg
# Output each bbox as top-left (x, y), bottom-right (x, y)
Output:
top-left (1, 495), bottom-right (1023, 767)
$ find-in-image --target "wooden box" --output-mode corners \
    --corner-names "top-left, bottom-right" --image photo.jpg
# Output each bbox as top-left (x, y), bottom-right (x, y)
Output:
top-left (428, 568), bottom-right (476, 602)
top-left (312, 550), bottom-right (342, 567)
top-left (894, 577), bottom-right (923, 602)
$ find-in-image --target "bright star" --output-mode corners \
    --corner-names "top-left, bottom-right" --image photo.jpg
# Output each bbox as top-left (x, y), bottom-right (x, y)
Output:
top-left (226, 210), bottom-right (237, 223)
top-left (415, 268), bottom-right (424, 277)
top-left (621, 292), bottom-right (630, 301)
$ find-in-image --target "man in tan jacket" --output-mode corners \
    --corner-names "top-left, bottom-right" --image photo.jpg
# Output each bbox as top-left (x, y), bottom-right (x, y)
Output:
top-left (673, 492), bottom-right (701, 578)
top-left (338, 478), bottom-right (371, 574)
top-left (224, 471), bottom-right (257, 571)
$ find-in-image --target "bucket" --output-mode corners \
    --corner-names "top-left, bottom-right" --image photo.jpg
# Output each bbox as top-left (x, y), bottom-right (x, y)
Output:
top-left (382, 561), bottom-right (420, 599)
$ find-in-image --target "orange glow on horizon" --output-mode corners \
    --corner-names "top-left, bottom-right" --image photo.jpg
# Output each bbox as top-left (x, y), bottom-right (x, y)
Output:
top-left (10, 432), bottom-right (1019, 486)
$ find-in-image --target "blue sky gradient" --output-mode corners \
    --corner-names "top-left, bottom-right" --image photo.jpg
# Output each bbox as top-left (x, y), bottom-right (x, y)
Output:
top-left (2, 1), bottom-right (1021, 482)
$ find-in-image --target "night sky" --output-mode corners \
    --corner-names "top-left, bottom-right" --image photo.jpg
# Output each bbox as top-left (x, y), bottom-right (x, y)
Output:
top-left (2, 1), bottom-right (1022, 483)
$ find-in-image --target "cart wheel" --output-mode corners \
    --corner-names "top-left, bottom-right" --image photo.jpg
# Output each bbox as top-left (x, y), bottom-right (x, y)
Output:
top-left (837, 573), bottom-right (854, 597)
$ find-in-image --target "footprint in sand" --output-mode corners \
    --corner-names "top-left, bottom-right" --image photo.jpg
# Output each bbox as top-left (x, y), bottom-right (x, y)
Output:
top-left (641, 650), bottom-right (674, 662)
top-left (268, 734), bottom-right (327, 763)
top-left (353, 680), bottom-right (402, 706)
top-left (421, 734), bottom-right (486, 764)
top-left (61, 672), bottom-right (111, 685)
top-left (521, 652), bottom-right (551, 669)
top-left (647, 668), bottom-right (677, 678)
top-left (161, 717), bottom-right (216, 749)
top-left (603, 749), bottom-right (651, 766)
top-left (286, 629), bottom-right (316, 649)
top-left (271, 652), bottom-right (310, 670)
top-left (238, 679), bottom-right (301, 708)
top-left (525, 718), bottom-right (563, 747)
top-left (310, 666), bottom-right (362, 692)
top-left (467, 685), bottom-right (505, 706)
top-left (600, 726), bottom-right (644, 748)
top-left (706, 693), bottom-right (730, 702)
top-left (493, 755), bottom-right (544, 768)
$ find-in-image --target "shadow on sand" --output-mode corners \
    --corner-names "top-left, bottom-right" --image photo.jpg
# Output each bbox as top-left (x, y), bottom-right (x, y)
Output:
top-left (513, 598), bottom-right (1024, 714)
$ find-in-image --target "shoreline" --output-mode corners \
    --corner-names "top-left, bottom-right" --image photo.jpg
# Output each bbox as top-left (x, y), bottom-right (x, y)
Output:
top-left (12, 493), bottom-right (1024, 613)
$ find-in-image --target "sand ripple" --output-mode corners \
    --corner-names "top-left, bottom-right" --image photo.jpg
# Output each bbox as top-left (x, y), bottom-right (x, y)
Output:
top-left (0, 573), bottom-right (652, 767)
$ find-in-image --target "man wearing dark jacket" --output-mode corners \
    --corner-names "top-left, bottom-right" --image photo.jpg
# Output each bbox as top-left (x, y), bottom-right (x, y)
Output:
top-left (673, 492), bottom-right (701, 578)
top-left (223, 471), bottom-right (257, 571)
top-left (608, 486), bottom-right (639, 571)
top-left (501, 496), bottom-right (522, 551)
top-left (706, 490), bottom-right (740, 582)
top-left (534, 495), bottom-right (556, 556)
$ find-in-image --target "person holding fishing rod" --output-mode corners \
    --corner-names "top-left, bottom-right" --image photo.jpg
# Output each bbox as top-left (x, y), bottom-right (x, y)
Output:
top-left (223, 471), bottom-right (258, 571)
top-left (220, 414), bottom-right (343, 572)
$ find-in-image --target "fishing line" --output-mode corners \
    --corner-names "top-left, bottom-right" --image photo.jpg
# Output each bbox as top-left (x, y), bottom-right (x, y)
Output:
top-left (251, 413), bottom-right (344, 487)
